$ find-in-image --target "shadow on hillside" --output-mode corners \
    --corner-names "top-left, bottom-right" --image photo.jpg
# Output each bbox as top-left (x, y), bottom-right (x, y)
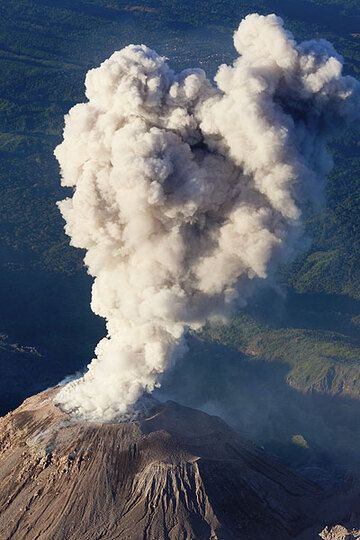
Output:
top-left (157, 335), bottom-right (360, 486)
top-left (247, 287), bottom-right (360, 338)
top-left (0, 269), bottom-right (104, 415)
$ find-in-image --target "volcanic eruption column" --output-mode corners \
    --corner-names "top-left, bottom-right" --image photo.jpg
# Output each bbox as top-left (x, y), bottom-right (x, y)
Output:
top-left (54, 14), bottom-right (360, 420)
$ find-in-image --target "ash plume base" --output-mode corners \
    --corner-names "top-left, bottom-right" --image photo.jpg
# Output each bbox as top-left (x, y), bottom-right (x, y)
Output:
top-left (55, 384), bottom-right (161, 423)
top-left (54, 13), bottom-right (360, 421)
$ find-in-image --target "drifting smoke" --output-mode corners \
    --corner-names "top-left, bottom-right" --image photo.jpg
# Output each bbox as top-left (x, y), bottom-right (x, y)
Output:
top-left (54, 14), bottom-right (360, 421)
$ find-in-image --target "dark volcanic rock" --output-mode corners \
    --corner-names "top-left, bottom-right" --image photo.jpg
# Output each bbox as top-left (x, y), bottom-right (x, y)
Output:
top-left (0, 388), bottom-right (320, 539)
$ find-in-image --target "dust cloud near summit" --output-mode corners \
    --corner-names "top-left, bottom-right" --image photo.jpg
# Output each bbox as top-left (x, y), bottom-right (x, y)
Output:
top-left (54, 13), bottom-right (360, 421)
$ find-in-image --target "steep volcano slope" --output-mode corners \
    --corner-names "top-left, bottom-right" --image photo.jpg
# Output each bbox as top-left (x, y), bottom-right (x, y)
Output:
top-left (0, 388), bottom-right (319, 540)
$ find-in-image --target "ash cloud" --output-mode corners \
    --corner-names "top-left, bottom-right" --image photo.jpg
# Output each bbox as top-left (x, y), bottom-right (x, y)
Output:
top-left (54, 14), bottom-right (360, 421)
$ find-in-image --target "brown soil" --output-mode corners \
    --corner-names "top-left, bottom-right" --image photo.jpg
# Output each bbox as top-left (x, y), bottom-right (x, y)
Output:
top-left (0, 387), bottom-right (321, 539)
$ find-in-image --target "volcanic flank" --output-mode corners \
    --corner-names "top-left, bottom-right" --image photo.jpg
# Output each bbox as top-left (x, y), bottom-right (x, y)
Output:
top-left (0, 388), bottom-right (321, 540)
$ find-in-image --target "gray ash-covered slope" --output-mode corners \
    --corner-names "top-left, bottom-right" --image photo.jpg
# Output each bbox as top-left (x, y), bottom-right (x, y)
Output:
top-left (0, 388), bottom-right (319, 540)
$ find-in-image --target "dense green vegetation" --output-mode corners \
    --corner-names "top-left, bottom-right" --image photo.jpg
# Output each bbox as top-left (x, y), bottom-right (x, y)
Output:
top-left (287, 128), bottom-right (360, 300)
top-left (201, 312), bottom-right (360, 398)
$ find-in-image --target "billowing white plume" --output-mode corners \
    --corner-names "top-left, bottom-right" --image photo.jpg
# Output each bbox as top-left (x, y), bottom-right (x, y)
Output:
top-left (54, 14), bottom-right (360, 421)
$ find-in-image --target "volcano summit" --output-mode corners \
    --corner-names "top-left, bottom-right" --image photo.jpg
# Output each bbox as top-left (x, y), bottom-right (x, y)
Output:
top-left (0, 388), bottom-right (321, 540)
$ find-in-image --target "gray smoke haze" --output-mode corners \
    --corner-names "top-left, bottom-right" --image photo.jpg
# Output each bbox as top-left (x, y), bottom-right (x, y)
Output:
top-left (54, 13), bottom-right (360, 421)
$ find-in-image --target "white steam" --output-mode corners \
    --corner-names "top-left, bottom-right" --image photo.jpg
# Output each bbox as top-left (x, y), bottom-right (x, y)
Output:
top-left (54, 14), bottom-right (360, 421)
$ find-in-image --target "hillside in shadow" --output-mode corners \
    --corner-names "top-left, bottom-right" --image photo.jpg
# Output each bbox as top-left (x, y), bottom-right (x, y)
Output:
top-left (157, 335), bottom-right (360, 487)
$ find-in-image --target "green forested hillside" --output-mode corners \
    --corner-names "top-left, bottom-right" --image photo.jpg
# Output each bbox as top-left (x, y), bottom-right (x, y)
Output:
top-left (288, 128), bottom-right (360, 300)
top-left (201, 313), bottom-right (360, 399)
